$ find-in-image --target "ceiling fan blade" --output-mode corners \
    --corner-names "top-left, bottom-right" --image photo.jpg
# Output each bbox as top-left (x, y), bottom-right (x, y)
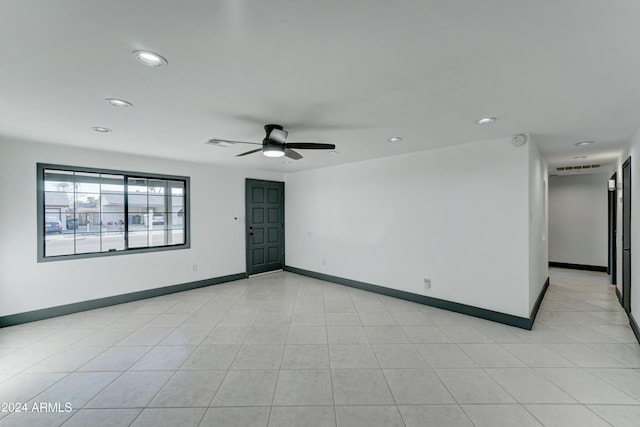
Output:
top-left (207, 139), bottom-right (262, 146)
top-left (228, 113), bottom-right (273, 126)
top-left (223, 111), bottom-right (370, 131)
top-left (284, 148), bottom-right (303, 160)
top-left (283, 123), bottom-right (368, 131)
top-left (285, 142), bottom-right (336, 150)
top-left (235, 148), bottom-right (263, 157)
top-left (269, 128), bottom-right (288, 143)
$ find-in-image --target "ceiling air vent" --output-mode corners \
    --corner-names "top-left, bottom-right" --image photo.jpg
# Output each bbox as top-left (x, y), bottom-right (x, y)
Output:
top-left (556, 164), bottom-right (601, 172)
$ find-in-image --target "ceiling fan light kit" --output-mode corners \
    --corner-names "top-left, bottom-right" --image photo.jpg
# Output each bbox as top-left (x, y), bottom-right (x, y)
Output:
top-left (263, 144), bottom-right (285, 157)
top-left (208, 123), bottom-right (336, 161)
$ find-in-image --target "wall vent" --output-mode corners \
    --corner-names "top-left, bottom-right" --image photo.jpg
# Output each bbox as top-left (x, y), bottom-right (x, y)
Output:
top-left (556, 164), bottom-right (601, 171)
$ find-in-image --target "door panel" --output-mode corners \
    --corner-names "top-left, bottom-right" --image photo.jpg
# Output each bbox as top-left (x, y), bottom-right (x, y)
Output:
top-left (268, 227), bottom-right (278, 243)
top-left (253, 248), bottom-right (264, 265)
top-left (622, 157), bottom-right (631, 313)
top-left (253, 187), bottom-right (264, 202)
top-left (268, 208), bottom-right (279, 223)
top-left (246, 179), bottom-right (284, 275)
top-left (268, 188), bottom-right (279, 203)
top-left (252, 207), bottom-right (264, 223)
top-left (268, 246), bottom-right (279, 262)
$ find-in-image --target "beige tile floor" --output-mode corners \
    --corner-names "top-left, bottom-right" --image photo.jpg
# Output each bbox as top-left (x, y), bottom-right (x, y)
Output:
top-left (0, 267), bottom-right (638, 426)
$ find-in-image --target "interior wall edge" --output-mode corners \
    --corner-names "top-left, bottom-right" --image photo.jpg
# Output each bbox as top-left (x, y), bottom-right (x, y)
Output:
top-left (529, 277), bottom-right (550, 326)
top-left (630, 312), bottom-right (640, 345)
top-left (616, 286), bottom-right (622, 305)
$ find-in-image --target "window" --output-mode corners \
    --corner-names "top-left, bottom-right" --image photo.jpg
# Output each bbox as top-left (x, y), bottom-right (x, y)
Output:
top-left (38, 164), bottom-right (189, 261)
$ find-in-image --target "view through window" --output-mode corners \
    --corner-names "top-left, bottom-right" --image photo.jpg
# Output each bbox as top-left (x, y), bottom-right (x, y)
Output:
top-left (39, 164), bottom-right (188, 260)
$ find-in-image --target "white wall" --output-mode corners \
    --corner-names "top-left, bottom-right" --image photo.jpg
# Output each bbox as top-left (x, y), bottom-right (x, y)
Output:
top-left (529, 139), bottom-right (549, 312)
top-left (0, 137), bottom-right (282, 316)
top-left (285, 136), bottom-right (540, 318)
top-left (548, 172), bottom-right (609, 267)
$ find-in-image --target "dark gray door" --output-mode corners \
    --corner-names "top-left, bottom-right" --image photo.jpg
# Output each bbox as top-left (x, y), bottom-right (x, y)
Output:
top-left (622, 157), bottom-right (631, 313)
top-left (246, 179), bottom-right (284, 276)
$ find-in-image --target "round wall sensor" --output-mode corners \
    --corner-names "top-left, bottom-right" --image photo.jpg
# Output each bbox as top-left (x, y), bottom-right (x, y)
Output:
top-left (512, 134), bottom-right (527, 147)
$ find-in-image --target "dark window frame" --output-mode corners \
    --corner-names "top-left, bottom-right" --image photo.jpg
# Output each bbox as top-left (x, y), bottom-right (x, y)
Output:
top-left (37, 163), bottom-right (190, 262)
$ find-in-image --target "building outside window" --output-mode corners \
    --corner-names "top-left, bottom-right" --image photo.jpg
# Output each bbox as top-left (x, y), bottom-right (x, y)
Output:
top-left (38, 164), bottom-right (189, 261)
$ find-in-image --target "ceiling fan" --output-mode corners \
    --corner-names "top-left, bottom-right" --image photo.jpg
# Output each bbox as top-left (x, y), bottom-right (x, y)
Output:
top-left (207, 124), bottom-right (336, 160)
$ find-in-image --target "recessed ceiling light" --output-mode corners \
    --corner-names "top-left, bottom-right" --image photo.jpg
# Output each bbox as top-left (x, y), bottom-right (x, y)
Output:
top-left (573, 155), bottom-right (588, 159)
top-left (132, 50), bottom-right (168, 68)
top-left (476, 117), bottom-right (497, 125)
top-left (105, 98), bottom-right (132, 108)
top-left (575, 141), bottom-right (595, 146)
top-left (388, 137), bottom-right (403, 142)
top-left (328, 151), bottom-right (339, 156)
top-left (91, 127), bottom-right (111, 133)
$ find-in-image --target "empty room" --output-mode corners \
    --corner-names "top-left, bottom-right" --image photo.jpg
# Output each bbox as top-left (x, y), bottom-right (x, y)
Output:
top-left (1, 1), bottom-right (640, 426)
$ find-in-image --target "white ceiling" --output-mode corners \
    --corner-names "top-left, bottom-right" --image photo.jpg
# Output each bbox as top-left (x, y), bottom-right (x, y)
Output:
top-left (1, 0), bottom-right (639, 173)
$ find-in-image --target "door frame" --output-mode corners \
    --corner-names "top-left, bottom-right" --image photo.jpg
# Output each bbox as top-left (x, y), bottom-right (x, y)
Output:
top-left (245, 178), bottom-right (285, 277)
top-left (609, 172), bottom-right (617, 284)
top-left (622, 157), bottom-right (632, 313)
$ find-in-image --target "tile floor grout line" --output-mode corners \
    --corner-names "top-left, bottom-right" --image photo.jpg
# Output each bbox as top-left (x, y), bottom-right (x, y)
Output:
top-left (265, 278), bottom-right (296, 426)
top-left (321, 277), bottom-right (339, 427)
top-left (584, 367), bottom-right (640, 404)
top-left (206, 281), bottom-right (259, 411)
top-left (431, 368), bottom-right (475, 426)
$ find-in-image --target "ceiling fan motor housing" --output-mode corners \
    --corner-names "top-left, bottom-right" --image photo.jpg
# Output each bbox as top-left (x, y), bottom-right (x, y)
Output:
top-left (265, 124), bottom-right (284, 136)
top-left (262, 125), bottom-right (286, 157)
top-left (263, 138), bottom-right (284, 149)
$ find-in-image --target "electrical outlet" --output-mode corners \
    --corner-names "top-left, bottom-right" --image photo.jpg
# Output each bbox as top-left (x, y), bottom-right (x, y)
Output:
top-left (192, 264), bottom-right (198, 272)
top-left (423, 278), bottom-right (431, 289)
top-left (322, 259), bottom-right (326, 266)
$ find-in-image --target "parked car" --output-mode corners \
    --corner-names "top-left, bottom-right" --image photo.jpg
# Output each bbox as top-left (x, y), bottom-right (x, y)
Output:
top-left (45, 221), bottom-right (62, 233)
